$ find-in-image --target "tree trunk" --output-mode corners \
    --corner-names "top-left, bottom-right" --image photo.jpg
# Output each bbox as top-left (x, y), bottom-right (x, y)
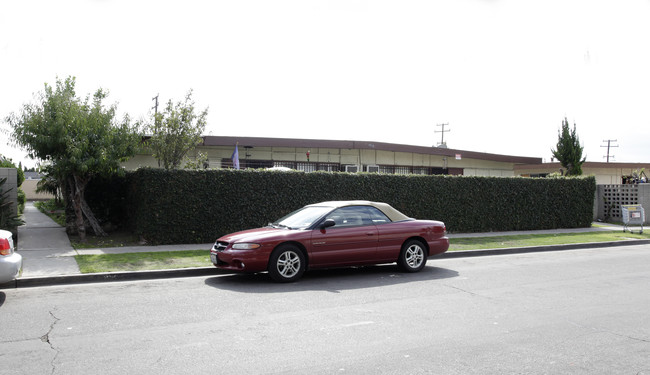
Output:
top-left (71, 175), bottom-right (87, 241)
top-left (64, 177), bottom-right (77, 235)
top-left (70, 174), bottom-right (108, 241)
top-left (81, 198), bottom-right (107, 237)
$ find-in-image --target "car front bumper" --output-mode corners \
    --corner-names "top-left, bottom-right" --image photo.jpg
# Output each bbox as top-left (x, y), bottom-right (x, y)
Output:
top-left (210, 249), bottom-right (271, 273)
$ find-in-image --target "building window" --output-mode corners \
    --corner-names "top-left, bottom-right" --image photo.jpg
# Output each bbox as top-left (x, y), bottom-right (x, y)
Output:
top-left (318, 163), bottom-right (340, 172)
top-left (412, 167), bottom-right (429, 175)
top-left (394, 166), bottom-right (411, 175)
top-left (378, 165), bottom-right (394, 174)
top-left (273, 161), bottom-right (295, 169)
top-left (296, 162), bottom-right (317, 172)
top-left (269, 161), bottom-right (341, 172)
top-left (368, 165), bottom-right (450, 175)
top-left (219, 158), bottom-right (454, 175)
top-left (221, 159), bottom-right (273, 169)
top-left (221, 158), bottom-right (237, 169)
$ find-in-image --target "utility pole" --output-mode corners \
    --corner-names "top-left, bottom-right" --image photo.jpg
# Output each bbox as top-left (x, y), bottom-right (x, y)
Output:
top-left (152, 94), bottom-right (160, 126)
top-left (601, 139), bottom-right (618, 162)
top-left (152, 94), bottom-right (159, 115)
top-left (435, 123), bottom-right (450, 147)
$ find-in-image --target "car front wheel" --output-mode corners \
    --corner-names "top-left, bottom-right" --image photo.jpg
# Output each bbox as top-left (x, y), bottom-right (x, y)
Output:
top-left (268, 245), bottom-right (306, 282)
top-left (397, 239), bottom-right (427, 272)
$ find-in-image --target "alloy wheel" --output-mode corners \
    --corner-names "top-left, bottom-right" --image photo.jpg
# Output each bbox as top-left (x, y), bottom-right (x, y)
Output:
top-left (405, 244), bottom-right (424, 269)
top-left (277, 250), bottom-right (301, 278)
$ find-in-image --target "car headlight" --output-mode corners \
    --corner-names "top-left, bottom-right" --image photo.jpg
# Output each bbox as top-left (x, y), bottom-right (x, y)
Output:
top-left (231, 243), bottom-right (262, 250)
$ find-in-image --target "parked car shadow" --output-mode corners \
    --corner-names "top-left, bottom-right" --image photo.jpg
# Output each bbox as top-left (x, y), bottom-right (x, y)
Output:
top-left (204, 264), bottom-right (459, 293)
top-left (0, 292), bottom-right (5, 308)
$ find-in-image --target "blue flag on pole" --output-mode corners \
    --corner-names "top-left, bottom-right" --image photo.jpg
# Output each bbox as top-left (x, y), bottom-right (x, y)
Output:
top-left (231, 144), bottom-right (240, 170)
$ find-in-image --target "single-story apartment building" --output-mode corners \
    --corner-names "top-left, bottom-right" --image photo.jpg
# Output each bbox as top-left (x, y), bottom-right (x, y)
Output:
top-left (515, 162), bottom-right (650, 185)
top-left (123, 136), bottom-right (649, 184)
top-left (122, 136), bottom-right (542, 177)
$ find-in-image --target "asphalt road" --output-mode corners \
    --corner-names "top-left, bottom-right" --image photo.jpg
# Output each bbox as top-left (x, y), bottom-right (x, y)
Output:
top-left (1, 244), bottom-right (649, 375)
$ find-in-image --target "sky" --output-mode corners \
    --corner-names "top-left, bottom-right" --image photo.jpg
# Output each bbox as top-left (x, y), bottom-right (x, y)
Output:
top-left (2, 0), bottom-right (650, 169)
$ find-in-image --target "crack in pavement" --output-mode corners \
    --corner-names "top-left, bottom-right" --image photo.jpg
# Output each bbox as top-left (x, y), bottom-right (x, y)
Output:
top-left (568, 319), bottom-right (650, 344)
top-left (40, 310), bottom-right (61, 375)
top-left (607, 331), bottom-right (650, 344)
top-left (443, 284), bottom-right (493, 299)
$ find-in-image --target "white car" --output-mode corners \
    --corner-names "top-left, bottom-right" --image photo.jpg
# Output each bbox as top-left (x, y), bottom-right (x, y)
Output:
top-left (0, 229), bottom-right (22, 284)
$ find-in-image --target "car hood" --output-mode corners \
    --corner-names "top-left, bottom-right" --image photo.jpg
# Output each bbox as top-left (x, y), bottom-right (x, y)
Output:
top-left (217, 227), bottom-right (297, 243)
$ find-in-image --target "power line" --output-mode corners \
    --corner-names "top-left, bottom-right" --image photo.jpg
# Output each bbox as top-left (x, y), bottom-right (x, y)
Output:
top-left (601, 139), bottom-right (618, 162)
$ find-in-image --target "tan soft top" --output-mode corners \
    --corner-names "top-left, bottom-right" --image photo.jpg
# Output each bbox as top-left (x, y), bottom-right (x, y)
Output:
top-left (307, 200), bottom-right (412, 222)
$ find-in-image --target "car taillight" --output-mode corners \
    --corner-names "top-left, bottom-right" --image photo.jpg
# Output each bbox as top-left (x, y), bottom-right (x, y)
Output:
top-left (0, 238), bottom-right (12, 256)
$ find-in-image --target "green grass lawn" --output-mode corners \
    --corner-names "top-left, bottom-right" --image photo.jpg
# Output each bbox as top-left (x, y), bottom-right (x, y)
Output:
top-left (75, 250), bottom-right (211, 273)
top-left (73, 230), bottom-right (649, 273)
top-left (449, 231), bottom-right (649, 251)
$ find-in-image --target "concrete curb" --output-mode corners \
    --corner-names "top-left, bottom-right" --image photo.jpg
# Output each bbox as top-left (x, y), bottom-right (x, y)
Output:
top-left (1, 267), bottom-right (225, 289)
top-left (439, 239), bottom-right (650, 258)
top-left (2, 239), bottom-right (650, 289)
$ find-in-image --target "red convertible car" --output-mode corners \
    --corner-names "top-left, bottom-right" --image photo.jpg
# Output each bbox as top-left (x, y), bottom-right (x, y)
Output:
top-left (210, 201), bottom-right (449, 282)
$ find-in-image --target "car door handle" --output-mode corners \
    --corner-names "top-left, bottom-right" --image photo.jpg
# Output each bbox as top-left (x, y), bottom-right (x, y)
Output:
top-left (365, 232), bottom-right (375, 236)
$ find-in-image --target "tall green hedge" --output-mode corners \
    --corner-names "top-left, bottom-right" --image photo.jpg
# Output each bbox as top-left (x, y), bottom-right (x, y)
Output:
top-left (93, 169), bottom-right (595, 244)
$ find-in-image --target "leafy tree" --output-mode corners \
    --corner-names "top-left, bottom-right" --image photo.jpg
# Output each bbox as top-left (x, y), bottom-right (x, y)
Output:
top-left (0, 156), bottom-right (25, 187)
top-left (183, 151), bottom-right (210, 170)
top-left (36, 165), bottom-right (63, 203)
top-left (6, 76), bottom-right (141, 241)
top-left (552, 117), bottom-right (586, 176)
top-left (145, 90), bottom-right (208, 169)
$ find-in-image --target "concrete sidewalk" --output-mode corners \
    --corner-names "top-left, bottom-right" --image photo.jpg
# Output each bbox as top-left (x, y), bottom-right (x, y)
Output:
top-left (15, 202), bottom-right (212, 277)
top-left (2, 202), bottom-right (646, 289)
top-left (16, 202), bottom-right (81, 278)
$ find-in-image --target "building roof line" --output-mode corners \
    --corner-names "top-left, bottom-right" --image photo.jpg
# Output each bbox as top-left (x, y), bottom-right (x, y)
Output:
top-left (515, 162), bottom-right (650, 170)
top-left (201, 136), bottom-right (542, 165)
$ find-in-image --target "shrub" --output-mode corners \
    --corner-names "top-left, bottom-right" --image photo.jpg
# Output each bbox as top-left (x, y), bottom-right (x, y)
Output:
top-left (85, 169), bottom-right (594, 244)
top-left (17, 188), bottom-right (25, 214)
top-left (0, 177), bottom-right (25, 230)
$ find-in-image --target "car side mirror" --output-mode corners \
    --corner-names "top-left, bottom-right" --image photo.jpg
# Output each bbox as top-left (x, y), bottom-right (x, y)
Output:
top-left (321, 219), bottom-right (336, 229)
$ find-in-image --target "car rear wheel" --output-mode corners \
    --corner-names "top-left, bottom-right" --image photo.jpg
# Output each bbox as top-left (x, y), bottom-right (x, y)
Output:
top-left (397, 239), bottom-right (427, 272)
top-left (268, 245), bottom-right (306, 282)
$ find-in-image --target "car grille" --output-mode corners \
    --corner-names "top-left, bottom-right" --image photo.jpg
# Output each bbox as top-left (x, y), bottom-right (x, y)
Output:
top-left (213, 241), bottom-right (228, 252)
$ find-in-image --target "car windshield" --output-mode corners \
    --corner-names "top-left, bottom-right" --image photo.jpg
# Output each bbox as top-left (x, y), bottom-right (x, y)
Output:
top-left (272, 206), bottom-right (333, 229)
